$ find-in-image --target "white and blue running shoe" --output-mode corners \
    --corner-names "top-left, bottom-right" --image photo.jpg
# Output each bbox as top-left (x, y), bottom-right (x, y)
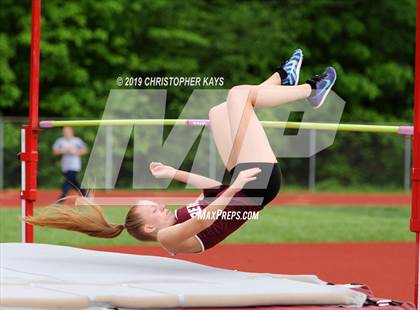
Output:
top-left (306, 66), bottom-right (337, 109)
top-left (279, 49), bottom-right (303, 86)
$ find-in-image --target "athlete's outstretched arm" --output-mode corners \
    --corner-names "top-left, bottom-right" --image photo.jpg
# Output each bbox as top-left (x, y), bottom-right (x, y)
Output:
top-left (150, 162), bottom-right (221, 189)
top-left (157, 167), bottom-right (261, 254)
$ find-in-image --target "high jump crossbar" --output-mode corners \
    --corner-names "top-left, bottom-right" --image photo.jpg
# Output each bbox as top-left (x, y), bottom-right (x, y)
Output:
top-left (40, 119), bottom-right (414, 135)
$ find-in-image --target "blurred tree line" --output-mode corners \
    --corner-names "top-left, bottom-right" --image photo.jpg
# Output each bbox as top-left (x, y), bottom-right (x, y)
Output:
top-left (0, 0), bottom-right (416, 190)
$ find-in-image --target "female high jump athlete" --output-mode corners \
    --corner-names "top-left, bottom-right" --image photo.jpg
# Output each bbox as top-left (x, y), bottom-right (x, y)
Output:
top-left (26, 49), bottom-right (337, 254)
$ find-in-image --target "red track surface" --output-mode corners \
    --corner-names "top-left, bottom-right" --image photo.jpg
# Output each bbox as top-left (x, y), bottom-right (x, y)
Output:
top-left (0, 190), bottom-right (411, 207)
top-left (89, 242), bottom-right (415, 303)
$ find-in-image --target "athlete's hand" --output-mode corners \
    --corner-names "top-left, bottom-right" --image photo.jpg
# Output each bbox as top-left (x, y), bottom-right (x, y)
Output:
top-left (230, 167), bottom-right (261, 191)
top-left (149, 162), bottom-right (177, 179)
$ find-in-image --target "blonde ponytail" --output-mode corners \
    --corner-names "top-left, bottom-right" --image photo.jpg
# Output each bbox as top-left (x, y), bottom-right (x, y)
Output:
top-left (25, 202), bottom-right (124, 239)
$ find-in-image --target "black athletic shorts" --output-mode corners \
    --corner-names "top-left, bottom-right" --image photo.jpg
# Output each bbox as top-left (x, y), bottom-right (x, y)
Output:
top-left (228, 162), bottom-right (281, 207)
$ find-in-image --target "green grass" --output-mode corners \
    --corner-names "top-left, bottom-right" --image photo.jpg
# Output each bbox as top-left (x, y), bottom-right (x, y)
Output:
top-left (225, 206), bottom-right (413, 243)
top-left (0, 205), bottom-right (414, 246)
top-left (280, 183), bottom-right (409, 193)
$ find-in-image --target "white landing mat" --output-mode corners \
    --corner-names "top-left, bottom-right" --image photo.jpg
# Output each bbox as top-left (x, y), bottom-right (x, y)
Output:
top-left (0, 243), bottom-right (366, 309)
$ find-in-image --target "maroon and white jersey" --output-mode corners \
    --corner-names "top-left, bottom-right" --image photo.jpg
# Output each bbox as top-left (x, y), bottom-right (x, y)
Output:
top-left (174, 185), bottom-right (263, 252)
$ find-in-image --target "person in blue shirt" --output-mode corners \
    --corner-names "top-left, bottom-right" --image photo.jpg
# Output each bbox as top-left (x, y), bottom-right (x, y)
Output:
top-left (53, 126), bottom-right (88, 202)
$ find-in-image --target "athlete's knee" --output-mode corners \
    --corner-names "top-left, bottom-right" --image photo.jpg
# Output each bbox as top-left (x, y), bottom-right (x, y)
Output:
top-left (208, 103), bottom-right (224, 120)
top-left (229, 85), bottom-right (251, 95)
top-left (208, 106), bottom-right (217, 120)
top-left (228, 85), bottom-right (258, 107)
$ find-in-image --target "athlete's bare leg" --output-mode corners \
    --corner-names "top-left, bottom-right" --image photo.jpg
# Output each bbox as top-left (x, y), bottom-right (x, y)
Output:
top-left (223, 83), bottom-right (311, 168)
top-left (260, 72), bottom-right (281, 85)
top-left (250, 84), bottom-right (311, 109)
top-left (208, 70), bottom-right (311, 170)
top-left (209, 95), bottom-right (277, 171)
top-left (208, 102), bottom-right (233, 168)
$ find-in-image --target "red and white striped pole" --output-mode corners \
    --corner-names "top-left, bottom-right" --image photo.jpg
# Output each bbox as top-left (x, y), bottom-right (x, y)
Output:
top-left (20, 0), bottom-right (41, 243)
top-left (411, 0), bottom-right (420, 306)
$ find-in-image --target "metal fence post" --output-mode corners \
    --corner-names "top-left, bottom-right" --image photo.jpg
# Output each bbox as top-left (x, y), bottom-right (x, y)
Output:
top-left (404, 135), bottom-right (412, 192)
top-left (309, 129), bottom-right (316, 191)
top-left (209, 134), bottom-right (216, 180)
top-left (20, 127), bottom-right (26, 242)
top-left (105, 126), bottom-right (113, 189)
